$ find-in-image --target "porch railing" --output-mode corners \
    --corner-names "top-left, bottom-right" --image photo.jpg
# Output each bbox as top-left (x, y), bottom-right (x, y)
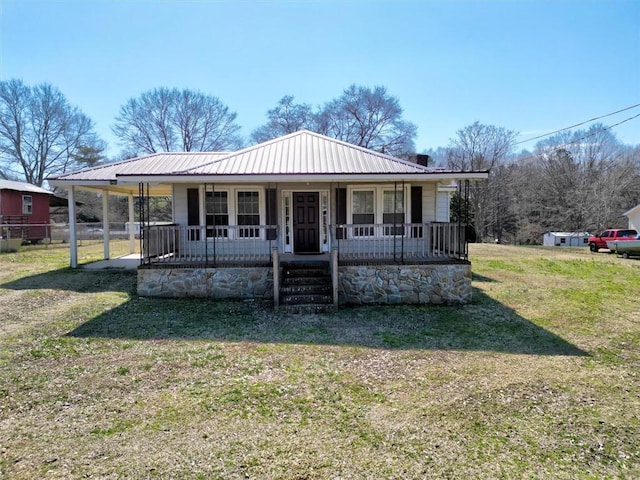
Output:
top-left (330, 223), bottom-right (467, 261)
top-left (140, 222), bottom-right (466, 265)
top-left (142, 224), bottom-right (278, 265)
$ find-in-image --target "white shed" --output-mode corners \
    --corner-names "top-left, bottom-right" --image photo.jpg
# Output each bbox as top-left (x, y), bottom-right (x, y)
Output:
top-left (543, 232), bottom-right (590, 247)
top-left (623, 204), bottom-right (640, 231)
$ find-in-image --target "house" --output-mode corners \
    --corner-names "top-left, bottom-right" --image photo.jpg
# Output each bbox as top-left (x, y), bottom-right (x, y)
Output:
top-left (0, 179), bottom-right (54, 244)
top-left (623, 204), bottom-right (640, 231)
top-left (542, 231), bottom-right (590, 247)
top-left (48, 130), bottom-right (489, 311)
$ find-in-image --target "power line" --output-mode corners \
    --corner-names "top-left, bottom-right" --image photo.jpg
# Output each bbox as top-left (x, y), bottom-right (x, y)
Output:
top-left (514, 102), bottom-right (640, 145)
top-left (513, 112), bottom-right (640, 165)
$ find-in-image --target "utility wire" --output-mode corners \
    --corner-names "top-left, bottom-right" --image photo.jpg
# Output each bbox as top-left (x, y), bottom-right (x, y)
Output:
top-left (513, 112), bottom-right (640, 165)
top-left (514, 103), bottom-right (640, 145)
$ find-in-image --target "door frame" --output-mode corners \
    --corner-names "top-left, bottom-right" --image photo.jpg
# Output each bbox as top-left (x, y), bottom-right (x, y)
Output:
top-left (282, 189), bottom-right (330, 254)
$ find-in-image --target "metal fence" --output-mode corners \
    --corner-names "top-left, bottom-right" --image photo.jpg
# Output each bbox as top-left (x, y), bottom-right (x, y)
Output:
top-left (0, 222), bottom-right (134, 245)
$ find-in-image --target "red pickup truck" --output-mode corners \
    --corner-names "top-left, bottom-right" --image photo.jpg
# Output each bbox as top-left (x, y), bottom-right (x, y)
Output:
top-left (588, 229), bottom-right (638, 252)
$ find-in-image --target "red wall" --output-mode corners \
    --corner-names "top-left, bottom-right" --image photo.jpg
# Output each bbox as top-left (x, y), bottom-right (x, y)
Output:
top-left (0, 190), bottom-right (50, 241)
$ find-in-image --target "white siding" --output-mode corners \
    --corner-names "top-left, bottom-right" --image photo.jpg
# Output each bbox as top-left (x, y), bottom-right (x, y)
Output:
top-left (628, 210), bottom-right (640, 231)
top-left (172, 181), bottom-right (452, 228)
top-left (173, 184), bottom-right (197, 226)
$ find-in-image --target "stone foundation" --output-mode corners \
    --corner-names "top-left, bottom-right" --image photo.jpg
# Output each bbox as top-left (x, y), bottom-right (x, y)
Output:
top-left (338, 263), bottom-right (471, 305)
top-left (136, 262), bottom-right (472, 306)
top-left (137, 266), bottom-right (273, 299)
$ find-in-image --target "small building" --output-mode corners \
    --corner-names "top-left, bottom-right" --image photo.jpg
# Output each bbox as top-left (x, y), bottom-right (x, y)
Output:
top-left (0, 179), bottom-right (54, 243)
top-left (623, 204), bottom-right (640, 232)
top-left (542, 231), bottom-right (590, 247)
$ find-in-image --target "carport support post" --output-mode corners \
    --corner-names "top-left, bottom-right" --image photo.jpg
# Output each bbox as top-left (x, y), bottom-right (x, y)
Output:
top-left (102, 190), bottom-right (110, 259)
top-left (68, 186), bottom-right (78, 268)
top-left (128, 193), bottom-right (136, 254)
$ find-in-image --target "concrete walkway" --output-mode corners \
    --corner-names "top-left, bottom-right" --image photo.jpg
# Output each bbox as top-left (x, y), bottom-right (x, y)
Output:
top-left (82, 254), bottom-right (142, 271)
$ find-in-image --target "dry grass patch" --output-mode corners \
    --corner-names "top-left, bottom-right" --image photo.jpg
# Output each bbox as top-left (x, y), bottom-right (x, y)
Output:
top-left (0, 242), bottom-right (639, 478)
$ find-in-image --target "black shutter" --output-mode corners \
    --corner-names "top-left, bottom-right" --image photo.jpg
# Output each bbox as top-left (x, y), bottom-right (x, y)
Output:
top-left (266, 188), bottom-right (277, 240)
top-left (335, 187), bottom-right (347, 240)
top-left (411, 186), bottom-right (423, 238)
top-left (187, 188), bottom-right (200, 240)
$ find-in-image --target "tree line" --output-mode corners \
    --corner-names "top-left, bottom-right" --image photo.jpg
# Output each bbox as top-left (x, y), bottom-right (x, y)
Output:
top-left (1, 78), bottom-right (639, 241)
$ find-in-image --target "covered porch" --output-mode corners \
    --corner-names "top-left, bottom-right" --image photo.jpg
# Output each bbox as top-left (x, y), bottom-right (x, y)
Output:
top-left (140, 221), bottom-right (468, 266)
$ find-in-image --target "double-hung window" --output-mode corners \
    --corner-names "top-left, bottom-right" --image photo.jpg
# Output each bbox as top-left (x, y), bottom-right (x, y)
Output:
top-left (382, 190), bottom-right (405, 236)
top-left (237, 191), bottom-right (260, 238)
top-left (352, 190), bottom-right (374, 237)
top-left (22, 195), bottom-right (33, 215)
top-left (205, 189), bottom-right (228, 238)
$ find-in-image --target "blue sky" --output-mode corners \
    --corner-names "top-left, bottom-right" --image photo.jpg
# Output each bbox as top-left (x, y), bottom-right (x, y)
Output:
top-left (1, 0), bottom-right (639, 157)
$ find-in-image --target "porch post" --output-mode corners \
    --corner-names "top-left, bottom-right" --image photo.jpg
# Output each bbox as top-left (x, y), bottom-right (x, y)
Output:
top-left (102, 190), bottom-right (110, 259)
top-left (128, 193), bottom-right (136, 254)
top-left (331, 247), bottom-right (339, 309)
top-left (68, 186), bottom-right (78, 268)
top-left (272, 247), bottom-right (279, 311)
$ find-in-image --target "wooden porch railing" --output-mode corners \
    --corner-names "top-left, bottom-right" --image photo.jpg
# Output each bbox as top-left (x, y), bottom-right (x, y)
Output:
top-left (141, 222), bottom-right (467, 265)
top-left (142, 224), bottom-right (278, 265)
top-left (330, 223), bottom-right (467, 261)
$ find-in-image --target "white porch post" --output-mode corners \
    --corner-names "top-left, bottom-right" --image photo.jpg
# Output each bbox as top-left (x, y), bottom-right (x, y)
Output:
top-left (68, 186), bottom-right (78, 268)
top-left (102, 190), bottom-right (110, 259)
top-left (128, 193), bottom-right (136, 254)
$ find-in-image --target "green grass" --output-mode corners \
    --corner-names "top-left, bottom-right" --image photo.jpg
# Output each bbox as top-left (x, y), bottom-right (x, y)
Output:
top-left (0, 241), bottom-right (639, 478)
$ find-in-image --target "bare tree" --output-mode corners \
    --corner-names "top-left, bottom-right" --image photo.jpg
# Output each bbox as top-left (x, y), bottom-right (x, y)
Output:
top-left (0, 79), bottom-right (105, 186)
top-left (251, 95), bottom-right (315, 143)
top-left (112, 87), bottom-right (243, 155)
top-left (447, 122), bottom-right (517, 241)
top-left (252, 85), bottom-right (417, 157)
top-left (532, 124), bottom-right (636, 232)
top-left (316, 85), bottom-right (417, 158)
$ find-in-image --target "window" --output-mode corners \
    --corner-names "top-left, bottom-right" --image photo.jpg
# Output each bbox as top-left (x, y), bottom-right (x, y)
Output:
top-left (22, 195), bottom-right (33, 215)
top-left (352, 190), bottom-right (374, 236)
top-left (560, 237), bottom-right (566, 244)
top-left (383, 190), bottom-right (405, 236)
top-left (237, 191), bottom-right (260, 238)
top-left (205, 190), bottom-right (228, 237)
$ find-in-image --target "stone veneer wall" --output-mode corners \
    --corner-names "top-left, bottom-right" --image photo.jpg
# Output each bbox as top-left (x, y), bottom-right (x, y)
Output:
top-left (338, 263), bottom-right (471, 305)
top-left (137, 266), bottom-right (273, 299)
top-left (136, 262), bottom-right (472, 305)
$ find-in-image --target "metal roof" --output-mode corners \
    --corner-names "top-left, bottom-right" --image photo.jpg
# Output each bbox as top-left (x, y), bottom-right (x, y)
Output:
top-left (50, 152), bottom-right (230, 182)
top-left (0, 179), bottom-right (54, 195)
top-left (48, 131), bottom-right (489, 194)
top-left (179, 130), bottom-right (440, 176)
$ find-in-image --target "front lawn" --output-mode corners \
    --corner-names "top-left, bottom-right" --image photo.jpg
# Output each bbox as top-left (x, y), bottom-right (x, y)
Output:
top-left (1, 242), bottom-right (638, 478)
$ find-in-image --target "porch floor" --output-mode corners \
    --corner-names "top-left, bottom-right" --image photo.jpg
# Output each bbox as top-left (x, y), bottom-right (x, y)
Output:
top-left (82, 254), bottom-right (142, 271)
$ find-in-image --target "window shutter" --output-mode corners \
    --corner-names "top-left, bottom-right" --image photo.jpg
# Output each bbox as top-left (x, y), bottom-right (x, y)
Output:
top-left (266, 188), bottom-right (277, 240)
top-left (335, 187), bottom-right (347, 239)
top-left (411, 186), bottom-right (423, 238)
top-left (187, 188), bottom-right (200, 240)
